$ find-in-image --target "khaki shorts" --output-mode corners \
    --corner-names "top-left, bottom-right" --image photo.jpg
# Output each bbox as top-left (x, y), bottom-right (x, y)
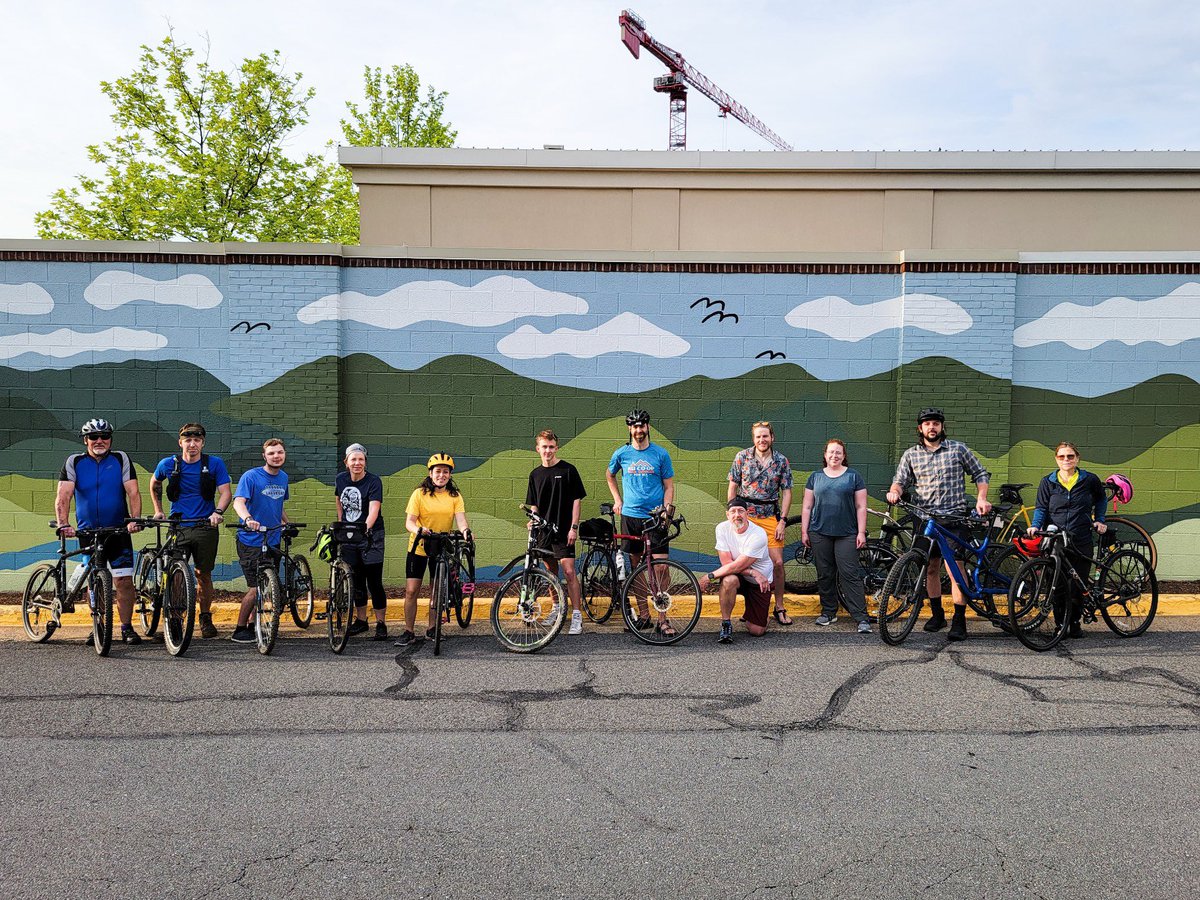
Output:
top-left (748, 515), bottom-right (783, 550)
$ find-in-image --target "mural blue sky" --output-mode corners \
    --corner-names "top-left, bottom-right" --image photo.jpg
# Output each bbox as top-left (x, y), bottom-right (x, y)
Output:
top-left (2, 1), bottom-right (1199, 239)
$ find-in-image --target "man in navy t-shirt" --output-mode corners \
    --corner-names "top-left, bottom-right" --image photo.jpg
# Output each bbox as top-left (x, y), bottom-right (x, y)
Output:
top-left (150, 423), bottom-right (233, 639)
top-left (230, 438), bottom-right (290, 644)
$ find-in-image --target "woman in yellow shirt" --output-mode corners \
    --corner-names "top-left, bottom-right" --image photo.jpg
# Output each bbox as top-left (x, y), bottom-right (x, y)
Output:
top-left (396, 453), bottom-right (471, 646)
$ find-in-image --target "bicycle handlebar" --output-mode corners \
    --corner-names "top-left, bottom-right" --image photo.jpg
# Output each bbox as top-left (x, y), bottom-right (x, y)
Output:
top-left (520, 503), bottom-right (558, 535)
top-left (127, 516), bottom-right (212, 528)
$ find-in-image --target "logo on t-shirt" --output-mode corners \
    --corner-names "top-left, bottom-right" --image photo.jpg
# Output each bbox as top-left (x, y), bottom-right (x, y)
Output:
top-left (341, 487), bottom-right (363, 521)
top-left (261, 485), bottom-right (287, 500)
top-left (627, 460), bottom-right (656, 477)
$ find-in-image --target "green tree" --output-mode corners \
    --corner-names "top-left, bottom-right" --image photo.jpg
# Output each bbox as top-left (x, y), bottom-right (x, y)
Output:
top-left (341, 64), bottom-right (457, 148)
top-left (36, 33), bottom-right (356, 243)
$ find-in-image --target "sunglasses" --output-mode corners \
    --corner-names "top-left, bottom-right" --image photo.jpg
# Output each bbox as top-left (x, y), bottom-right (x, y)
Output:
top-left (85, 433), bottom-right (113, 441)
top-left (1056, 453), bottom-right (1077, 459)
top-left (180, 431), bottom-right (205, 439)
top-left (752, 421), bottom-right (771, 429)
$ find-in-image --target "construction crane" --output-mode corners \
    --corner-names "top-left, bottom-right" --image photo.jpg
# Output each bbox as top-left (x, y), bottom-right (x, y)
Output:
top-left (618, 8), bottom-right (793, 152)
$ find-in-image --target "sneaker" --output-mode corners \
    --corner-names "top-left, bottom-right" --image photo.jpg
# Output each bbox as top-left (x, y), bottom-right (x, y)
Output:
top-left (120, 625), bottom-right (142, 645)
top-left (568, 610), bottom-right (583, 635)
top-left (230, 625), bottom-right (256, 644)
top-left (394, 629), bottom-right (416, 647)
top-left (347, 618), bottom-right (370, 636)
top-left (373, 622), bottom-right (388, 641)
top-left (857, 621), bottom-right (872, 634)
top-left (543, 608), bottom-right (560, 630)
top-left (199, 613), bottom-right (219, 639)
top-left (718, 620), bottom-right (734, 644)
top-left (815, 614), bottom-right (837, 626)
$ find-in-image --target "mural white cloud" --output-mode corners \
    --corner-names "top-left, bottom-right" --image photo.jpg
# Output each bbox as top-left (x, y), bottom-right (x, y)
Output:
top-left (84, 271), bottom-right (223, 310)
top-left (1014, 283), bottom-right (1200, 349)
top-left (784, 294), bottom-right (972, 340)
top-left (297, 274), bottom-right (588, 328)
top-left (497, 312), bottom-right (690, 360)
top-left (0, 327), bottom-right (167, 360)
top-left (0, 283), bottom-right (54, 315)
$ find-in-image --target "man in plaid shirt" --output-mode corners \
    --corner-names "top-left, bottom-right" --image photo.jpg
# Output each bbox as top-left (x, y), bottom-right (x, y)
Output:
top-left (886, 407), bottom-right (991, 641)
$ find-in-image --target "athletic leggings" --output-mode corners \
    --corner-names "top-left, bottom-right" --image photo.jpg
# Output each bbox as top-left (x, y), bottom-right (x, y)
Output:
top-left (350, 561), bottom-right (387, 610)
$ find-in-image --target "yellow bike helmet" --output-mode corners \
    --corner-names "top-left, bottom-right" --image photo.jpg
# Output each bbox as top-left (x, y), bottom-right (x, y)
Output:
top-left (427, 453), bottom-right (455, 471)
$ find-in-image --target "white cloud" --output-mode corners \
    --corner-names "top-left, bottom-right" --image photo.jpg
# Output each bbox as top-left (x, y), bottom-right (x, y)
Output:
top-left (784, 294), bottom-right (972, 340)
top-left (0, 283), bottom-right (54, 315)
top-left (0, 327), bottom-right (167, 360)
top-left (297, 274), bottom-right (587, 328)
top-left (497, 312), bottom-right (690, 360)
top-left (1014, 283), bottom-right (1200, 349)
top-left (84, 271), bottom-right (223, 310)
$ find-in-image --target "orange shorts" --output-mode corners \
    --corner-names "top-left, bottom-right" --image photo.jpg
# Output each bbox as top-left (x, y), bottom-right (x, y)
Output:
top-left (748, 515), bottom-right (784, 550)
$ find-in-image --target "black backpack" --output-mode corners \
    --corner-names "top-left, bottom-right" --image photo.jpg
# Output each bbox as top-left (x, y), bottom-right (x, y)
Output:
top-left (166, 454), bottom-right (217, 503)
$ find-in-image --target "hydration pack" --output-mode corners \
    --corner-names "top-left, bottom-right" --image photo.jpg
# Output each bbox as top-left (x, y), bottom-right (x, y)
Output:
top-left (166, 454), bottom-right (217, 503)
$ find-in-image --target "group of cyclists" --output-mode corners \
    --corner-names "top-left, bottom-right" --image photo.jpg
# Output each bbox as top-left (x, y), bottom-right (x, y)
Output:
top-left (47, 403), bottom-right (1120, 648)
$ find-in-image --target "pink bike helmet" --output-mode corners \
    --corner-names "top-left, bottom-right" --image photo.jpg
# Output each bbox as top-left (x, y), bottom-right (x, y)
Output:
top-left (1106, 474), bottom-right (1133, 505)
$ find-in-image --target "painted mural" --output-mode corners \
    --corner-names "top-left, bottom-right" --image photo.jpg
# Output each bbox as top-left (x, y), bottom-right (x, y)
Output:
top-left (1, 253), bottom-right (1197, 588)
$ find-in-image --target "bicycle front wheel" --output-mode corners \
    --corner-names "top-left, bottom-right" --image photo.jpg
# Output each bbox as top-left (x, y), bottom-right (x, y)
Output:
top-left (579, 547), bottom-right (617, 623)
top-left (133, 551), bottom-right (161, 637)
top-left (491, 568), bottom-right (566, 653)
top-left (1104, 516), bottom-right (1157, 571)
top-left (288, 555), bottom-right (315, 628)
top-left (161, 557), bottom-right (197, 657)
top-left (22, 564), bottom-right (60, 642)
top-left (255, 567), bottom-right (283, 655)
top-left (877, 551), bottom-right (926, 646)
top-left (327, 560), bottom-right (353, 653)
top-left (621, 558), bottom-right (702, 646)
top-left (89, 567), bottom-right (114, 657)
top-left (455, 559), bottom-right (474, 627)
top-left (1008, 557), bottom-right (1068, 651)
top-left (1098, 549), bottom-right (1158, 637)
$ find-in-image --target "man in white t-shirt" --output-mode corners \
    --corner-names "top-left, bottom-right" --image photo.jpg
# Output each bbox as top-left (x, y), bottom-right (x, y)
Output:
top-left (698, 497), bottom-right (774, 644)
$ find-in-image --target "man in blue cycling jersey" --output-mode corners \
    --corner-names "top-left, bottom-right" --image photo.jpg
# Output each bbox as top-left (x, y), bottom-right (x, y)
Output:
top-left (55, 418), bottom-right (144, 645)
top-left (230, 438), bottom-right (290, 644)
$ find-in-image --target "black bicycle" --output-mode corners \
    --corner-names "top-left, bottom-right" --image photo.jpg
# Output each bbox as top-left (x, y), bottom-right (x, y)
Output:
top-left (129, 516), bottom-right (203, 656)
top-left (226, 522), bottom-right (312, 655)
top-left (491, 505), bottom-right (567, 653)
top-left (780, 514), bottom-right (899, 620)
top-left (1008, 525), bottom-right (1157, 652)
top-left (312, 521), bottom-right (376, 654)
top-left (418, 529), bottom-right (476, 656)
top-left (22, 522), bottom-right (129, 657)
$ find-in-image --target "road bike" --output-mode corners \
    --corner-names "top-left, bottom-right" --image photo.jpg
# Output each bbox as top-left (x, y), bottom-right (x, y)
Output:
top-left (491, 505), bottom-right (566, 653)
top-left (1007, 524), bottom-right (1157, 652)
top-left (419, 529), bottom-right (476, 656)
top-left (22, 522), bottom-right (129, 657)
top-left (877, 499), bottom-right (1024, 646)
top-left (576, 504), bottom-right (701, 646)
top-left (311, 521), bottom-right (377, 654)
top-left (227, 523), bottom-right (312, 655)
top-left (779, 514), bottom-right (899, 619)
top-left (129, 516), bottom-right (202, 656)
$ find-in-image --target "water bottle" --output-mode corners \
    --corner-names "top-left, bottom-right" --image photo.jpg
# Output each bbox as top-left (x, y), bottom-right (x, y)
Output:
top-left (67, 562), bottom-right (87, 594)
top-left (615, 550), bottom-right (627, 581)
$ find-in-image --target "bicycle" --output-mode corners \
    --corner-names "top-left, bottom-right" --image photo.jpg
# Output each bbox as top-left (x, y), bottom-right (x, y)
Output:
top-left (226, 522), bottom-right (312, 655)
top-left (311, 521), bottom-right (377, 654)
top-left (779, 514), bottom-right (899, 620)
top-left (1007, 525), bottom-right (1157, 652)
top-left (21, 522), bottom-right (129, 657)
top-left (418, 528), bottom-right (476, 656)
top-left (576, 504), bottom-right (702, 646)
top-left (129, 516), bottom-right (202, 656)
top-left (876, 499), bottom-right (1025, 646)
top-left (491, 505), bottom-right (567, 653)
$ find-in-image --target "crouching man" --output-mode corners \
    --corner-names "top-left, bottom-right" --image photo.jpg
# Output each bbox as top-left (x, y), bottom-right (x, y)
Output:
top-left (698, 497), bottom-right (774, 644)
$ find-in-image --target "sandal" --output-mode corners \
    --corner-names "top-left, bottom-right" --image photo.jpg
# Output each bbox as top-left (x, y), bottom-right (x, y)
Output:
top-left (655, 619), bottom-right (677, 638)
top-left (773, 608), bottom-right (793, 626)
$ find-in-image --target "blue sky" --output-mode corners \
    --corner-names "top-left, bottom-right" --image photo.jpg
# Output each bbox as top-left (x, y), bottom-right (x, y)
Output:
top-left (3, 0), bottom-right (1199, 239)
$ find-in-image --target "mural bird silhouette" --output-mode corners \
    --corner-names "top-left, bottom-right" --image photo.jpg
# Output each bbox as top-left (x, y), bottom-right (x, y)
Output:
top-left (230, 321), bottom-right (272, 333)
top-left (690, 297), bottom-right (739, 325)
top-left (755, 350), bottom-right (786, 360)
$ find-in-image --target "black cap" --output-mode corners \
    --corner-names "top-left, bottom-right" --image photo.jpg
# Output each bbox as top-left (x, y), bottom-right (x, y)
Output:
top-left (727, 497), bottom-right (750, 511)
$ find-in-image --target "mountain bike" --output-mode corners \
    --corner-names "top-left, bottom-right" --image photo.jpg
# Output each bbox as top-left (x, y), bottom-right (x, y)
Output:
top-left (419, 529), bottom-right (476, 656)
top-left (311, 521), bottom-right (376, 654)
top-left (877, 499), bottom-right (1024, 646)
top-left (22, 522), bottom-right (129, 657)
top-left (576, 504), bottom-right (701, 646)
top-left (226, 523), bottom-right (311, 655)
top-left (491, 505), bottom-right (566, 653)
top-left (129, 516), bottom-right (203, 656)
top-left (1007, 525), bottom-right (1157, 652)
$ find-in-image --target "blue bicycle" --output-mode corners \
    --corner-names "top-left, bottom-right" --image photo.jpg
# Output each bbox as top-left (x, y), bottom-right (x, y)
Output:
top-left (877, 498), bottom-right (1024, 646)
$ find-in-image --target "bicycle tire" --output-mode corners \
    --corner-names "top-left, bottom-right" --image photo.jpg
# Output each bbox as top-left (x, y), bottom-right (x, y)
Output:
top-left (781, 539), bottom-right (818, 595)
top-left (89, 567), bottom-right (114, 657)
top-left (1104, 516), bottom-right (1157, 571)
top-left (1097, 549), bottom-right (1158, 637)
top-left (491, 568), bottom-right (567, 653)
top-left (455, 558), bottom-right (474, 628)
top-left (430, 564), bottom-right (449, 656)
top-left (255, 566), bottom-right (282, 655)
top-left (842, 539), bottom-right (897, 621)
top-left (22, 564), bottom-right (59, 643)
top-left (327, 560), bottom-right (353, 653)
top-left (161, 557), bottom-right (197, 657)
top-left (1008, 557), bottom-right (1068, 652)
top-left (288, 555), bottom-right (315, 629)
top-left (966, 544), bottom-right (1023, 621)
top-left (579, 547), bottom-right (617, 623)
top-left (621, 558), bottom-right (702, 646)
top-left (133, 550), bottom-right (162, 637)
top-left (877, 550), bottom-right (927, 646)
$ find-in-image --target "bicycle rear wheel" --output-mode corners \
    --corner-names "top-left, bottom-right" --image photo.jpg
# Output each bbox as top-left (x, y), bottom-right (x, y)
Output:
top-left (22, 564), bottom-right (60, 642)
top-left (161, 557), bottom-right (197, 657)
top-left (288, 555), bottom-right (315, 628)
top-left (1097, 549), bottom-right (1158, 637)
top-left (327, 560), bottom-right (353, 653)
top-left (877, 550), bottom-right (926, 646)
top-left (255, 567), bottom-right (282, 655)
top-left (1008, 557), bottom-right (1068, 652)
top-left (89, 567), bottom-right (114, 657)
top-left (133, 551), bottom-right (162, 637)
top-left (579, 547), bottom-right (617, 623)
top-left (491, 568), bottom-right (566, 653)
top-left (781, 539), bottom-right (818, 596)
top-left (1103, 516), bottom-right (1157, 571)
top-left (621, 558), bottom-right (702, 646)
top-left (969, 544), bottom-right (1023, 621)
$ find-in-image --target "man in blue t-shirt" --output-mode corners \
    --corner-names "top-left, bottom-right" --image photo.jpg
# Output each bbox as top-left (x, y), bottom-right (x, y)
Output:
top-left (55, 417), bottom-right (144, 645)
top-left (150, 423), bottom-right (233, 639)
top-left (230, 438), bottom-right (290, 644)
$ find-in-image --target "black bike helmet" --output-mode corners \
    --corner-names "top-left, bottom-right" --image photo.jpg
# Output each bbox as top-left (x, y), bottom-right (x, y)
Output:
top-left (80, 418), bottom-right (113, 437)
top-left (916, 407), bottom-right (944, 424)
top-left (625, 408), bottom-right (650, 426)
